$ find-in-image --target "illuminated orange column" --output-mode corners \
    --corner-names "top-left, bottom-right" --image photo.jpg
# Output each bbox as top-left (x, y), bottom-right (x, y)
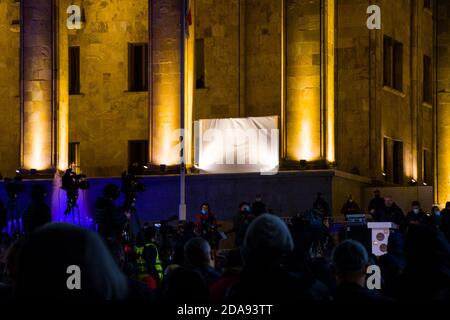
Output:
top-left (150, 0), bottom-right (182, 166)
top-left (437, 0), bottom-right (450, 206)
top-left (21, 0), bottom-right (55, 170)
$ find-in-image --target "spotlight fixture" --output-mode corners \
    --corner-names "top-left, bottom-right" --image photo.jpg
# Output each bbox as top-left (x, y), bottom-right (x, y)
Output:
top-left (160, 164), bottom-right (167, 173)
top-left (30, 169), bottom-right (38, 175)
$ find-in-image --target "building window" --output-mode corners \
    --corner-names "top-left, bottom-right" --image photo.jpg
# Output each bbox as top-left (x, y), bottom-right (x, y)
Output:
top-left (69, 47), bottom-right (80, 95)
top-left (423, 149), bottom-right (433, 185)
top-left (393, 41), bottom-right (403, 91)
top-left (128, 43), bottom-right (148, 92)
top-left (384, 138), bottom-right (404, 184)
top-left (68, 142), bottom-right (80, 173)
top-left (424, 0), bottom-right (432, 10)
top-left (423, 55), bottom-right (432, 104)
top-left (128, 140), bottom-right (148, 169)
top-left (383, 36), bottom-right (392, 87)
top-left (196, 38), bottom-right (205, 89)
top-left (383, 36), bottom-right (403, 92)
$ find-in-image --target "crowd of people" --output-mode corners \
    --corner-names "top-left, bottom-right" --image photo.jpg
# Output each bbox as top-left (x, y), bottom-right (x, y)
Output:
top-left (0, 185), bottom-right (449, 302)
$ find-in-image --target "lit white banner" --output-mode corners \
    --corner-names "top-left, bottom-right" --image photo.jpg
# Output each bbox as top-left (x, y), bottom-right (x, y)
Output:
top-left (195, 116), bottom-right (279, 175)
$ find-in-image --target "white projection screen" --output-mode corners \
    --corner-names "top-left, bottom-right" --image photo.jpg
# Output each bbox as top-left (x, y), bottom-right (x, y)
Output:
top-left (195, 116), bottom-right (279, 174)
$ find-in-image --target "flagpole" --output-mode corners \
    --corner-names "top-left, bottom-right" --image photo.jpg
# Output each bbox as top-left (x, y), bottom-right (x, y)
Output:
top-left (179, 0), bottom-right (187, 221)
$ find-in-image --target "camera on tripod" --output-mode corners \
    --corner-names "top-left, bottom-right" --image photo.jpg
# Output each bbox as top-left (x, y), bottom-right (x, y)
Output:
top-left (62, 169), bottom-right (89, 192)
top-left (121, 171), bottom-right (145, 196)
top-left (4, 176), bottom-right (25, 200)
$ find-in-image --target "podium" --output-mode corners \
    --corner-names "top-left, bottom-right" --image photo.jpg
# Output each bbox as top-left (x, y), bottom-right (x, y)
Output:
top-left (367, 222), bottom-right (399, 256)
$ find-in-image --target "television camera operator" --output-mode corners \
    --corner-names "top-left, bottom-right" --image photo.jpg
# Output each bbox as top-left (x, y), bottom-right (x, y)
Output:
top-left (120, 171), bottom-right (145, 243)
top-left (22, 184), bottom-right (52, 235)
top-left (95, 184), bottom-right (128, 242)
top-left (61, 169), bottom-right (89, 216)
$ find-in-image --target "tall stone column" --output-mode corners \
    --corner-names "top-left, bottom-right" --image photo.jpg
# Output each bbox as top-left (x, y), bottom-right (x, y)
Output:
top-left (149, 0), bottom-right (182, 166)
top-left (437, 0), bottom-right (450, 206)
top-left (21, 0), bottom-right (55, 170)
top-left (57, 0), bottom-right (69, 171)
top-left (285, 0), bottom-right (334, 163)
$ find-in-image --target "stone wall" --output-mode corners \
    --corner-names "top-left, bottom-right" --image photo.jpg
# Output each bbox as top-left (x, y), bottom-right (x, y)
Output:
top-left (245, 0), bottom-right (281, 117)
top-left (0, 0), bottom-right (20, 177)
top-left (336, 0), bottom-right (435, 187)
top-left (336, 0), bottom-right (371, 177)
top-left (194, 0), bottom-right (240, 120)
top-left (67, 0), bottom-right (149, 177)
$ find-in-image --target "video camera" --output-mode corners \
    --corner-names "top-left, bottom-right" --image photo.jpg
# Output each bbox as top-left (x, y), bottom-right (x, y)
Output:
top-left (121, 171), bottom-right (144, 195)
top-left (61, 169), bottom-right (89, 192)
top-left (4, 176), bottom-right (25, 200)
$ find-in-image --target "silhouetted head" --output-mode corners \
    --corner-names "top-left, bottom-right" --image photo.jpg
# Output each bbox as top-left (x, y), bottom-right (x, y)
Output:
top-left (30, 184), bottom-right (47, 203)
top-left (15, 223), bottom-right (128, 299)
top-left (184, 237), bottom-right (211, 268)
top-left (242, 214), bottom-right (294, 269)
top-left (163, 266), bottom-right (208, 302)
top-left (103, 184), bottom-right (120, 200)
top-left (332, 240), bottom-right (369, 286)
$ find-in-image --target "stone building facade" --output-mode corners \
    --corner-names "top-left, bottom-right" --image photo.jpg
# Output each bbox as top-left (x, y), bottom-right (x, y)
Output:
top-left (0, 0), bottom-right (449, 208)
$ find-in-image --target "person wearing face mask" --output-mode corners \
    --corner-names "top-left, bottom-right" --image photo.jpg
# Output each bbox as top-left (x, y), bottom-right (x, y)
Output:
top-left (233, 202), bottom-right (254, 247)
top-left (406, 201), bottom-right (429, 226)
top-left (340, 195), bottom-right (361, 216)
top-left (430, 206), bottom-right (442, 226)
top-left (196, 203), bottom-right (218, 251)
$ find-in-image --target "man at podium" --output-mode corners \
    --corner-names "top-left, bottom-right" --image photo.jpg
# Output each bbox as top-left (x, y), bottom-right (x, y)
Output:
top-left (373, 196), bottom-right (407, 232)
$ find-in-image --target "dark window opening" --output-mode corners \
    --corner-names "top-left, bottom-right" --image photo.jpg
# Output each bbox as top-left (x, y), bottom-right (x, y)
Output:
top-left (128, 43), bottom-right (148, 92)
top-left (128, 140), bottom-right (148, 170)
top-left (423, 149), bottom-right (433, 185)
top-left (69, 47), bottom-right (80, 95)
top-left (383, 36), bottom-right (393, 87)
top-left (68, 142), bottom-right (80, 173)
top-left (393, 41), bottom-right (403, 91)
top-left (393, 140), bottom-right (404, 184)
top-left (383, 36), bottom-right (403, 92)
top-left (424, 0), bottom-right (432, 9)
top-left (196, 38), bottom-right (205, 89)
top-left (423, 55), bottom-right (432, 103)
top-left (383, 138), bottom-right (404, 184)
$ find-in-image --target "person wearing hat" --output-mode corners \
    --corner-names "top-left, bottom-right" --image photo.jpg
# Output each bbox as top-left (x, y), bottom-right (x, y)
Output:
top-left (228, 214), bottom-right (330, 301)
top-left (368, 190), bottom-right (385, 219)
top-left (22, 184), bottom-right (52, 235)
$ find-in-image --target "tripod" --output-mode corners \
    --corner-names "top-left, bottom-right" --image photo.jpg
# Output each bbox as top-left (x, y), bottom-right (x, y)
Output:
top-left (64, 189), bottom-right (81, 225)
top-left (121, 192), bottom-right (143, 245)
top-left (6, 196), bottom-right (21, 236)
